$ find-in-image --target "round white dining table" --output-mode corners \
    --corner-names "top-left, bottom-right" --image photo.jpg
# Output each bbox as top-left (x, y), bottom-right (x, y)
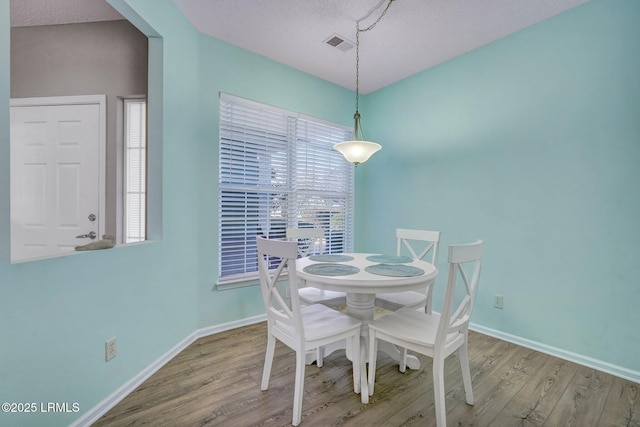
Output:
top-left (296, 253), bottom-right (438, 403)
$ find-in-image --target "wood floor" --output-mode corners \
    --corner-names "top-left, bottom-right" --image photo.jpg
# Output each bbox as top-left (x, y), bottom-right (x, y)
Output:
top-left (94, 322), bottom-right (639, 426)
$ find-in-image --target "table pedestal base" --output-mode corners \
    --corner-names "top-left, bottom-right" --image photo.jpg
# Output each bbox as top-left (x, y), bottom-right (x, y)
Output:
top-left (304, 293), bottom-right (420, 403)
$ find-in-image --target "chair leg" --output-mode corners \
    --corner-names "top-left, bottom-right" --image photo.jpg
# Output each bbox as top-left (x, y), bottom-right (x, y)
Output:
top-left (261, 334), bottom-right (276, 390)
top-left (459, 340), bottom-right (474, 405)
top-left (317, 346), bottom-right (324, 368)
top-left (292, 350), bottom-right (306, 426)
top-left (432, 355), bottom-right (446, 427)
top-left (367, 331), bottom-right (378, 396)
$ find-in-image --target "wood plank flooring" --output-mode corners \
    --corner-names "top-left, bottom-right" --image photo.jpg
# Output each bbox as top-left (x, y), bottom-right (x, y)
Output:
top-left (94, 322), bottom-right (640, 426)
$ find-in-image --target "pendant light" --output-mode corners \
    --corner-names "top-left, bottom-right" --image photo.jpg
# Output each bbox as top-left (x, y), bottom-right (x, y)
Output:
top-left (334, 0), bottom-right (395, 166)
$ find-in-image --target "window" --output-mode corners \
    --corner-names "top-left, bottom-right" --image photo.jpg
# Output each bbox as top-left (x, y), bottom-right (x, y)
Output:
top-left (218, 94), bottom-right (354, 285)
top-left (124, 99), bottom-right (146, 243)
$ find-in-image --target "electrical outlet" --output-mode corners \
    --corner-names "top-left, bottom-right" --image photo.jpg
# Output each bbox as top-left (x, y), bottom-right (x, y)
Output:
top-left (494, 295), bottom-right (504, 309)
top-left (105, 337), bottom-right (117, 361)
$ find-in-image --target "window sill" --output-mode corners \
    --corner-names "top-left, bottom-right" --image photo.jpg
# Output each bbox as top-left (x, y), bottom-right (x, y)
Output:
top-left (216, 276), bottom-right (260, 291)
top-left (216, 270), bottom-right (291, 291)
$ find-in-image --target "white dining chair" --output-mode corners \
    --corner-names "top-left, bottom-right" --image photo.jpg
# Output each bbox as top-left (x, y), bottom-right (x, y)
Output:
top-left (367, 240), bottom-right (483, 427)
top-left (375, 228), bottom-right (441, 313)
top-left (257, 236), bottom-right (362, 426)
top-left (286, 228), bottom-right (347, 308)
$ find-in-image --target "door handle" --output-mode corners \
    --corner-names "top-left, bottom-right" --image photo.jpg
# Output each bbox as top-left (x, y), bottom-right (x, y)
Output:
top-left (76, 231), bottom-right (97, 239)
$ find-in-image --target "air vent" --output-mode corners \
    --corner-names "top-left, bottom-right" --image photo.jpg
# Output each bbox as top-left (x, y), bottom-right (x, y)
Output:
top-left (326, 35), bottom-right (344, 47)
top-left (324, 34), bottom-right (354, 52)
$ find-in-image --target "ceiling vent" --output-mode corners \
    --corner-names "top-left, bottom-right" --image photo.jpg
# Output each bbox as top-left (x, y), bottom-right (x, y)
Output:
top-left (324, 34), bottom-right (354, 52)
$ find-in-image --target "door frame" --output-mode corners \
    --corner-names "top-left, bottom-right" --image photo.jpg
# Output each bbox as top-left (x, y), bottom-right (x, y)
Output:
top-left (10, 94), bottom-right (107, 262)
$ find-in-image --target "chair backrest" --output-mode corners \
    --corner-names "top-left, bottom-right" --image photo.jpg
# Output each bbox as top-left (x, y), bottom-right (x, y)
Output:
top-left (396, 228), bottom-right (441, 264)
top-left (437, 240), bottom-right (483, 347)
top-left (286, 228), bottom-right (325, 258)
top-left (257, 236), bottom-right (305, 340)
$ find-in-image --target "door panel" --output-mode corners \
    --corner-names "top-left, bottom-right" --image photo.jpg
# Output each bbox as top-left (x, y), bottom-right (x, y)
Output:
top-left (10, 96), bottom-right (106, 262)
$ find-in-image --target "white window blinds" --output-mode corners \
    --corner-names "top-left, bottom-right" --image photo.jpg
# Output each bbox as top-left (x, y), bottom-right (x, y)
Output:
top-left (218, 93), bottom-right (354, 283)
top-left (124, 99), bottom-right (146, 243)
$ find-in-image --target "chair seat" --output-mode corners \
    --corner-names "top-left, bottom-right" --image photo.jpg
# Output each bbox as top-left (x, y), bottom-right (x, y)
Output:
top-left (298, 287), bottom-right (346, 306)
top-left (369, 308), bottom-right (460, 349)
top-left (302, 304), bottom-right (361, 341)
top-left (375, 291), bottom-right (426, 310)
top-left (275, 304), bottom-right (360, 343)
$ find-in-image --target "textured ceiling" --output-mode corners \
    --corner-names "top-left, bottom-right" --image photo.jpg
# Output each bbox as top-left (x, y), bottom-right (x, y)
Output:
top-left (10, 0), bottom-right (124, 27)
top-left (10, 0), bottom-right (589, 94)
top-left (173, 0), bottom-right (589, 93)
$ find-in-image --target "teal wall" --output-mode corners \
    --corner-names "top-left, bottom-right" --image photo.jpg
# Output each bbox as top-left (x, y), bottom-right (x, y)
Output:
top-left (0, 1), bottom-right (354, 425)
top-left (0, 1), bottom-right (201, 426)
top-left (1, 0), bottom-right (638, 425)
top-left (359, 0), bottom-right (640, 373)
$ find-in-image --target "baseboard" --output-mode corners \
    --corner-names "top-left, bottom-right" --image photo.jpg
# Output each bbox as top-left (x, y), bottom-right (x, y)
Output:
top-left (70, 314), bottom-right (266, 427)
top-left (193, 314), bottom-right (266, 340)
top-left (71, 315), bottom-right (638, 426)
top-left (470, 323), bottom-right (640, 384)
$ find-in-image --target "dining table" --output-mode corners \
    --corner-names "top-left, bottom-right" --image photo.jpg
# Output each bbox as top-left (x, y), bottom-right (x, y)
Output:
top-left (296, 252), bottom-right (439, 403)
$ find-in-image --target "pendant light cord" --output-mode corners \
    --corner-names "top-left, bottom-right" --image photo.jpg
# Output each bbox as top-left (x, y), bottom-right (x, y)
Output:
top-left (336, 1), bottom-right (391, 164)
top-left (354, 0), bottom-right (395, 123)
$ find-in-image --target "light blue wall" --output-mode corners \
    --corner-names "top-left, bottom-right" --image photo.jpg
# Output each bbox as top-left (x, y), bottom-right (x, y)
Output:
top-left (358, 0), bottom-right (640, 373)
top-left (0, 1), bottom-right (201, 426)
top-left (2, 0), bottom-right (638, 425)
top-left (0, 0), bottom-right (354, 425)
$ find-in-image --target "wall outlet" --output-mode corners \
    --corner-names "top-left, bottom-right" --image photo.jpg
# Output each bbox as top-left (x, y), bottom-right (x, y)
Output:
top-left (105, 337), bottom-right (117, 361)
top-left (494, 295), bottom-right (504, 309)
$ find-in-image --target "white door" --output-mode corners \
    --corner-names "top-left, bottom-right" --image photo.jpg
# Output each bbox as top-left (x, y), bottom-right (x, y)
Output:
top-left (10, 95), bottom-right (106, 262)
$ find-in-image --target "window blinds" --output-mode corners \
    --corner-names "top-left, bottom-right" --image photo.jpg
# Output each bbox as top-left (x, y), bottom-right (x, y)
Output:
top-left (218, 94), bottom-right (354, 282)
top-left (124, 99), bottom-right (146, 243)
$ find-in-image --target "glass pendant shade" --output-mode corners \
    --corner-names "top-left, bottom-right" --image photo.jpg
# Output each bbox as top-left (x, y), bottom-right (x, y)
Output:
top-left (334, 140), bottom-right (381, 166)
top-left (336, 111), bottom-right (381, 166)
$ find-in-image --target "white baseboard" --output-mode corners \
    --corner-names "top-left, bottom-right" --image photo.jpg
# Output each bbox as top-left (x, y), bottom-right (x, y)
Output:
top-left (70, 314), bottom-right (266, 427)
top-left (470, 323), bottom-right (640, 384)
top-left (71, 315), bottom-right (638, 426)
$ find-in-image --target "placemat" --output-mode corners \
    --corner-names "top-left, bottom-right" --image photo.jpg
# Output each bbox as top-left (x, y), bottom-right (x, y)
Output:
top-left (303, 263), bottom-right (360, 276)
top-left (366, 254), bottom-right (413, 264)
top-left (308, 254), bottom-right (354, 262)
top-left (364, 264), bottom-right (425, 277)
